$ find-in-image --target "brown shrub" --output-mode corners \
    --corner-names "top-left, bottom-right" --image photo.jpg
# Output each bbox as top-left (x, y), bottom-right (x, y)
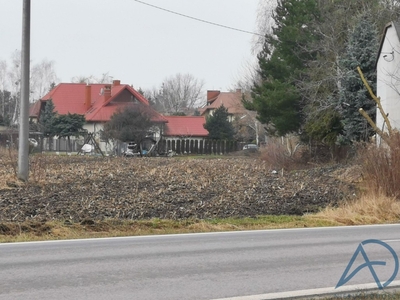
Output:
top-left (359, 132), bottom-right (400, 198)
top-left (259, 137), bottom-right (308, 171)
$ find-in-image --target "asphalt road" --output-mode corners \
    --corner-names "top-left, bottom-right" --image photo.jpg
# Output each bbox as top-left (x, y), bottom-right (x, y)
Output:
top-left (1, 225), bottom-right (400, 300)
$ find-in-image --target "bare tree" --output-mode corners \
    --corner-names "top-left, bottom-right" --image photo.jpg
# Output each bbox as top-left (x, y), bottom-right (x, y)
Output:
top-left (232, 58), bottom-right (260, 92)
top-left (252, 0), bottom-right (277, 54)
top-left (0, 60), bottom-right (8, 119)
top-left (71, 72), bottom-right (113, 84)
top-left (8, 50), bottom-right (21, 124)
top-left (159, 73), bottom-right (205, 114)
top-left (30, 59), bottom-right (59, 102)
top-left (142, 86), bottom-right (165, 112)
top-left (0, 51), bottom-right (60, 125)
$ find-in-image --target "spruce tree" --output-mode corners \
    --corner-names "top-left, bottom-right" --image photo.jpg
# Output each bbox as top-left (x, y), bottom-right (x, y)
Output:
top-left (53, 113), bottom-right (86, 138)
top-left (204, 105), bottom-right (235, 140)
top-left (248, 0), bottom-right (319, 136)
top-left (39, 99), bottom-right (57, 139)
top-left (52, 113), bottom-right (86, 152)
top-left (338, 16), bottom-right (378, 144)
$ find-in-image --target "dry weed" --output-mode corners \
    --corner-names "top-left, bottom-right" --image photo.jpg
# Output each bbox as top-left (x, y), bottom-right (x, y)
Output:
top-left (259, 137), bottom-right (307, 171)
top-left (312, 192), bottom-right (400, 225)
top-left (0, 147), bottom-right (17, 189)
top-left (359, 133), bottom-right (400, 198)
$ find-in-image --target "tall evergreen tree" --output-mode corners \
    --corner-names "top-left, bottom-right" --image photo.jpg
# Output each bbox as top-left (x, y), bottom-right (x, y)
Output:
top-left (204, 105), bottom-right (235, 140)
top-left (0, 90), bottom-right (15, 127)
top-left (337, 16), bottom-right (378, 144)
top-left (53, 113), bottom-right (86, 151)
top-left (247, 0), bottom-right (319, 136)
top-left (39, 99), bottom-right (57, 138)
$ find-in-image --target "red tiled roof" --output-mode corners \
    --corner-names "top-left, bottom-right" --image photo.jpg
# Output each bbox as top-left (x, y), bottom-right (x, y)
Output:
top-left (29, 100), bottom-right (42, 118)
top-left (201, 89), bottom-right (246, 115)
top-left (163, 116), bottom-right (208, 137)
top-left (31, 81), bottom-right (166, 123)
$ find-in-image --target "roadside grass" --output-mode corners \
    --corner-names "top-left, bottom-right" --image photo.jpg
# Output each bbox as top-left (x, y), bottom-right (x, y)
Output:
top-left (0, 215), bottom-right (339, 243)
top-left (311, 192), bottom-right (400, 226)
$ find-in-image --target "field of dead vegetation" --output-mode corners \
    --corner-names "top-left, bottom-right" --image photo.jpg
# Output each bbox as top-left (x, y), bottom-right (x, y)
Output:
top-left (0, 154), bottom-right (357, 224)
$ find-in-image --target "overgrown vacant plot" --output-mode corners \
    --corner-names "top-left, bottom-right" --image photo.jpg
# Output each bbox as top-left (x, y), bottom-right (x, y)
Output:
top-left (0, 145), bottom-right (398, 242)
top-left (0, 155), bottom-right (355, 223)
top-left (0, 151), bottom-right (354, 232)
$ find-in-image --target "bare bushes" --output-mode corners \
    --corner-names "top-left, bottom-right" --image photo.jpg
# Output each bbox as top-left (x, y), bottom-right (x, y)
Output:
top-left (0, 146), bottom-right (49, 184)
top-left (359, 133), bottom-right (400, 198)
top-left (315, 134), bottom-right (400, 225)
top-left (259, 136), bottom-right (307, 171)
top-left (0, 147), bottom-right (17, 188)
top-left (28, 154), bottom-right (49, 183)
top-left (260, 140), bottom-right (294, 170)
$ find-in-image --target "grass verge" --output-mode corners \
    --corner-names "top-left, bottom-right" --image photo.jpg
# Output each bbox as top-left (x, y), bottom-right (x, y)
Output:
top-left (312, 193), bottom-right (400, 226)
top-left (0, 215), bottom-right (339, 243)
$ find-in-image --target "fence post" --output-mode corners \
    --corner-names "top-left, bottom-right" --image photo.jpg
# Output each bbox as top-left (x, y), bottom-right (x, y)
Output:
top-left (190, 140), bottom-right (194, 154)
top-left (176, 140), bottom-right (181, 154)
top-left (186, 139), bottom-right (190, 154)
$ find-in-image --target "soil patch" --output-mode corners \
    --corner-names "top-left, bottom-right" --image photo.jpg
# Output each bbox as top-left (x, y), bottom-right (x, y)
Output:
top-left (0, 156), bottom-right (356, 223)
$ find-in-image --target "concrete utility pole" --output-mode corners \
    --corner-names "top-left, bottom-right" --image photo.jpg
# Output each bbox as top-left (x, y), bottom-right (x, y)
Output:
top-left (18, 0), bottom-right (31, 181)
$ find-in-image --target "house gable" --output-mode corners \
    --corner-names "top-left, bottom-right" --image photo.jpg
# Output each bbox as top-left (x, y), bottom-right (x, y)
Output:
top-left (201, 89), bottom-right (247, 121)
top-left (110, 89), bottom-right (143, 104)
top-left (376, 21), bottom-right (400, 134)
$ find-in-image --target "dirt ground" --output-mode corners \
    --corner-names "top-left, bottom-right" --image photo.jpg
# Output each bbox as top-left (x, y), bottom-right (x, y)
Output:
top-left (0, 155), bottom-right (358, 225)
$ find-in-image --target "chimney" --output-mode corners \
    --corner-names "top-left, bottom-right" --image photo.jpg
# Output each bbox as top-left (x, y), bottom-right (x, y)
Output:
top-left (113, 80), bottom-right (120, 87)
top-left (85, 84), bottom-right (92, 110)
top-left (207, 90), bottom-right (220, 103)
top-left (104, 84), bottom-right (112, 102)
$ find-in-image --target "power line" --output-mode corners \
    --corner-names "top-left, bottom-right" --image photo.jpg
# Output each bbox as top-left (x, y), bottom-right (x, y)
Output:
top-left (132, 0), bottom-right (263, 37)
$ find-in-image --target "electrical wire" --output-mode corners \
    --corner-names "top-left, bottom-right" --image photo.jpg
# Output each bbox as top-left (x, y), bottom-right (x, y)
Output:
top-left (132, 0), bottom-right (263, 37)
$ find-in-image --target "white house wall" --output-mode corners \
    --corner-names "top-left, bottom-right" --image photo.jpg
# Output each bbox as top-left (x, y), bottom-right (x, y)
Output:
top-left (376, 25), bottom-right (400, 134)
top-left (82, 122), bottom-right (112, 154)
top-left (83, 122), bottom-right (164, 155)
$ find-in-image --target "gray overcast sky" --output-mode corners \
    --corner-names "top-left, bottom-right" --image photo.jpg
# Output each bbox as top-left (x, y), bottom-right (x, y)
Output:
top-left (1, 0), bottom-right (260, 92)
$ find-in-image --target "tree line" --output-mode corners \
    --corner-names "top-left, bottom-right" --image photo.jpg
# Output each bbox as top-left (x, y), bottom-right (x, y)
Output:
top-left (102, 104), bottom-right (236, 148)
top-left (245, 0), bottom-right (400, 147)
top-left (7, 0), bottom-right (392, 149)
top-left (0, 50), bottom-right (58, 126)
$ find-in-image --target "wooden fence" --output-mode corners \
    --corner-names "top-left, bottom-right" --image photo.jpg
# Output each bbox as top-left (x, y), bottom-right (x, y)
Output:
top-left (158, 139), bottom-right (243, 155)
top-left (0, 133), bottom-right (245, 156)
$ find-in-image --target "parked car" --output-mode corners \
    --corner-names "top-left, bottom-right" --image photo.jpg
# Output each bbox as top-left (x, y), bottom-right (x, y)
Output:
top-left (242, 144), bottom-right (258, 150)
